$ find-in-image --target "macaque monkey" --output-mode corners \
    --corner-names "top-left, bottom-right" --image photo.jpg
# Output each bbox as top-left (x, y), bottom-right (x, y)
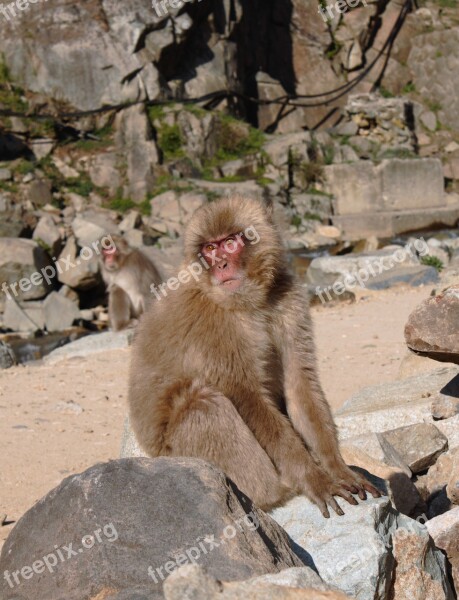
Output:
top-left (100, 235), bottom-right (162, 331)
top-left (128, 197), bottom-right (380, 517)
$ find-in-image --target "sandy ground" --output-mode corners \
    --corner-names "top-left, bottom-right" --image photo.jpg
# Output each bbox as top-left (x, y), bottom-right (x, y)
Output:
top-left (0, 284), bottom-right (434, 551)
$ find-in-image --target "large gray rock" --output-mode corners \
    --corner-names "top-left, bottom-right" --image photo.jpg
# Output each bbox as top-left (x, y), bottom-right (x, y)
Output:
top-left (43, 291), bottom-right (80, 332)
top-left (270, 493), bottom-right (453, 600)
top-left (57, 237), bottom-right (100, 290)
top-left (405, 286), bottom-right (459, 364)
top-left (72, 209), bottom-right (119, 247)
top-left (325, 158), bottom-right (444, 216)
top-left (115, 105), bottom-right (159, 201)
top-left (0, 238), bottom-right (54, 302)
top-left (0, 458), bottom-right (305, 600)
top-left (32, 216), bottom-right (62, 257)
top-left (2, 298), bottom-right (45, 333)
top-left (335, 367), bottom-right (459, 441)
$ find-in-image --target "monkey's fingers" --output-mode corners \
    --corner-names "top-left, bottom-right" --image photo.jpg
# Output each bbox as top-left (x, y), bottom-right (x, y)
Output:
top-left (321, 505), bottom-right (331, 518)
top-left (336, 488), bottom-right (359, 506)
top-left (363, 481), bottom-right (382, 498)
top-left (328, 496), bottom-right (344, 516)
top-left (342, 483), bottom-right (359, 495)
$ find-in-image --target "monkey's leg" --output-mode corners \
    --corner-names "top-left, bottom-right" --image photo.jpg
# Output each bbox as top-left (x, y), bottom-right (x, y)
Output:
top-left (109, 285), bottom-right (132, 331)
top-left (157, 385), bottom-right (293, 511)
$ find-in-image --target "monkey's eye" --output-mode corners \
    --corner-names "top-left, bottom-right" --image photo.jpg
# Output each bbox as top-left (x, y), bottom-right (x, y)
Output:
top-left (204, 243), bottom-right (216, 252)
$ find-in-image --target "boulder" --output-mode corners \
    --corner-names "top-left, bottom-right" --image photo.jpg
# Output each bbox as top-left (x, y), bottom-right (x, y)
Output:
top-left (114, 105), bottom-right (159, 201)
top-left (270, 492), bottom-right (452, 600)
top-left (72, 210), bottom-right (119, 247)
top-left (426, 507), bottom-right (459, 592)
top-left (325, 158), bottom-right (444, 217)
top-left (25, 179), bottom-right (53, 207)
top-left (0, 238), bottom-right (54, 302)
top-left (57, 237), bottom-right (100, 290)
top-left (0, 458), bottom-right (305, 600)
top-left (405, 286), bottom-right (459, 364)
top-left (43, 292), bottom-right (80, 332)
top-left (391, 525), bottom-right (454, 600)
top-left (2, 298), bottom-right (45, 333)
top-left (417, 448), bottom-right (459, 502)
top-left (378, 423), bottom-right (448, 474)
top-left (163, 564), bottom-right (352, 600)
top-left (32, 216), bottom-right (62, 257)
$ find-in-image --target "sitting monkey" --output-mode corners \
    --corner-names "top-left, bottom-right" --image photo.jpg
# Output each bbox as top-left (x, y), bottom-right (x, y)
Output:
top-left (128, 197), bottom-right (380, 517)
top-left (100, 235), bottom-right (162, 331)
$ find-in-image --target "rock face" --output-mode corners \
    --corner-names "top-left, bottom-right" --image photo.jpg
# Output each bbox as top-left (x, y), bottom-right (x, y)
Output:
top-left (270, 493), bottom-right (453, 600)
top-left (405, 286), bottom-right (459, 364)
top-left (0, 458), bottom-right (305, 600)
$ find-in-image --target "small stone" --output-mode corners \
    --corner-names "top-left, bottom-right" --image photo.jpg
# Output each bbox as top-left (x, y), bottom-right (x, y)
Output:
top-left (420, 111), bottom-right (437, 132)
top-left (431, 396), bottom-right (459, 420)
top-left (0, 168), bottom-right (12, 181)
top-left (379, 423), bottom-right (448, 474)
top-left (54, 400), bottom-right (84, 415)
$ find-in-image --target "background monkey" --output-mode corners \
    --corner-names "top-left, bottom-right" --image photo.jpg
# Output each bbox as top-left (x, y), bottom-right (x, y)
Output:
top-left (100, 235), bottom-right (162, 331)
top-left (128, 197), bottom-right (380, 517)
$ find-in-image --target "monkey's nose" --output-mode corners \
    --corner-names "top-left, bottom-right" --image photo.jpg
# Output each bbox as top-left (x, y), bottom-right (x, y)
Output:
top-left (217, 260), bottom-right (228, 270)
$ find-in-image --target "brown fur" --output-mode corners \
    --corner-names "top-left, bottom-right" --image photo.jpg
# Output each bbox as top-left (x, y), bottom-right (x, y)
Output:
top-left (128, 197), bottom-right (380, 516)
top-left (100, 235), bottom-right (162, 331)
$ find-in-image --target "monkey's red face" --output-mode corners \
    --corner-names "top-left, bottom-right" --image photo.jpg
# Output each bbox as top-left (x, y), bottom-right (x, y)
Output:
top-left (201, 234), bottom-right (245, 292)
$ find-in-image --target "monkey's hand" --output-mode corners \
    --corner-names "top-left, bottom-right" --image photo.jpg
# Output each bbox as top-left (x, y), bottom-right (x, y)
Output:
top-left (304, 463), bottom-right (381, 519)
top-left (328, 461), bottom-right (383, 503)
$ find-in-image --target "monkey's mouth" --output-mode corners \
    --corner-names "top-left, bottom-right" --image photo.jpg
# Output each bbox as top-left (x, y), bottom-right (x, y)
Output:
top-left (218, 278), bottom-right (243, 292)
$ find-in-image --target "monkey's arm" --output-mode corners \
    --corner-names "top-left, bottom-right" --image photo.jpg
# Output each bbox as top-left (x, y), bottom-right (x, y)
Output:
top-left (280, 291), bottom-right (380, 499)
